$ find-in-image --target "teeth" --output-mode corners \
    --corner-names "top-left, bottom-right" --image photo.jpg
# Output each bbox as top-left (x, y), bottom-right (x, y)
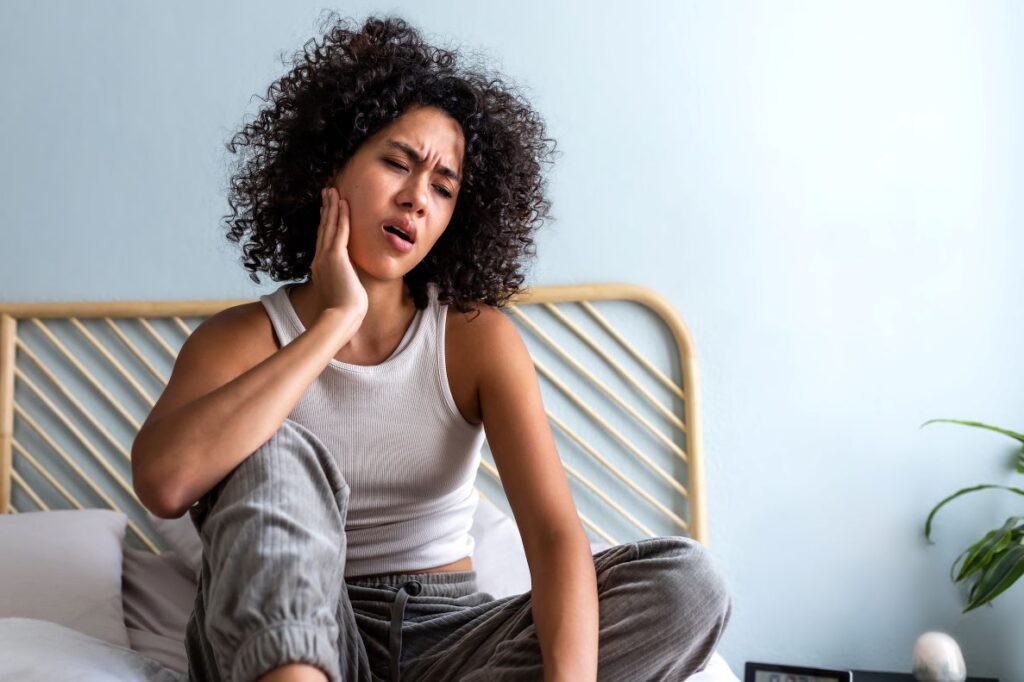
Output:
top-left (385, 225), bottom-right (412, 243)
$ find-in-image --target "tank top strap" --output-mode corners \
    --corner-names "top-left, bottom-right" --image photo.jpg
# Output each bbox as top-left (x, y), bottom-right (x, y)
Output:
top-left (259, 284), bottom-right (302, 348)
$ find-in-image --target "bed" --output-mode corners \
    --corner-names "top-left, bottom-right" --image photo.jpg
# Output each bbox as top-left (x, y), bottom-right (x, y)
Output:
top-left (0, 282), bottom-right (738, 681)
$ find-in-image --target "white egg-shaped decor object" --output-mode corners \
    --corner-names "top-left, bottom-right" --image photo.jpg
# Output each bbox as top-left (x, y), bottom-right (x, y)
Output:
top-left (912, 631), bottom-right (966, 682)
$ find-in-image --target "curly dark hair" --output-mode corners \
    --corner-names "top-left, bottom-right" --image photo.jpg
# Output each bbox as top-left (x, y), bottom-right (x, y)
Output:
top-left (221, 12), bottom-right (558, 313)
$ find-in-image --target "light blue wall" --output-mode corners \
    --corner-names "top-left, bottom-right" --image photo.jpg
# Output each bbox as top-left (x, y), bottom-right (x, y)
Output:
top-left (3, 1), bottom-right (1022, 678)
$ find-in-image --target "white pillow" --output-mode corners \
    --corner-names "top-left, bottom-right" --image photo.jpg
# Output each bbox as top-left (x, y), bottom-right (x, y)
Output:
top-left (145, 510), bottom-right (202, 578)
top-left (122, 547), bottom-right (197, 676)
top-left (469, 495), bottom-right (532, 598)
top-left (470, 495), bottom-right (611, 598)
top-left (0, 509), bottom-right (131, 649)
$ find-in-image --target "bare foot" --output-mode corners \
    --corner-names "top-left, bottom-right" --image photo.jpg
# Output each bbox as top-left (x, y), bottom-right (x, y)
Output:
top-left (256, 663), bottom-right (329, 682)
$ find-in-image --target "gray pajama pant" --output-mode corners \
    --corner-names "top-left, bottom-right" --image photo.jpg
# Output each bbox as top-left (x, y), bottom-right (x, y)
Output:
top-left (184, 419), bottom-right (731, 682)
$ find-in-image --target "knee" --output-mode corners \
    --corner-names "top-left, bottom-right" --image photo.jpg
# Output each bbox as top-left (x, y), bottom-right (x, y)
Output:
top-left (634, 537), bottom-right (731, 675)
top-left (637, 536), bottom-right (732, 627)
top-left (225, 419), bottom-right (348, 501)
top-left (250, 419), bottom-right (333, 469)
top-left (195, 419), bottom-right (350, 554)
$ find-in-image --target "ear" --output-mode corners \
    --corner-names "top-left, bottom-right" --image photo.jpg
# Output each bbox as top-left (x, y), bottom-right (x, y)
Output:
top-left (327, 159), bottom-right (348, 184)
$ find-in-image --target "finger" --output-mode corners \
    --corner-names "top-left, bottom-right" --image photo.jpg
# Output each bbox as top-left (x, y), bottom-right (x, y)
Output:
top-left (325, 190), bottom-right (342, 251)
top-left (325, 188), bottom-right (339, 250)
top-left (333, 197), bottom-right (350, 251)
top-left (315, 188), bottom-right (327, 255)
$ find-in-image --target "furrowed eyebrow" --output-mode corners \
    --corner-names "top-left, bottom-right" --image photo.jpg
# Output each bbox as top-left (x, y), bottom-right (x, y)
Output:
top-left (385, 139), bottom-right (461, 184)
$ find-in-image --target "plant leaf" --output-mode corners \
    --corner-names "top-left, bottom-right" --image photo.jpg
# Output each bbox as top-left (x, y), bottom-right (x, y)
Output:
top-left (924, 485), bottom-right (1024, 541)
top-left (953, 517), bottom-right (1022, 582)
top-left (951, 544), bottom-right (973, 582)
top-left (1017, 444), bottom-right (1024, 475)
top-left (964, 544), bottom-right (1024, 612)
top-left (920, 418), bottom-right (1024, 444)
top-left (954, 530), bottom-right (1002, 582)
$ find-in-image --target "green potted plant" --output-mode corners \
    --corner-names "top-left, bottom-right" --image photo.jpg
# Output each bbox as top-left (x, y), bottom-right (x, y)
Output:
top-left (922, 419), bottom-right (1024, 612)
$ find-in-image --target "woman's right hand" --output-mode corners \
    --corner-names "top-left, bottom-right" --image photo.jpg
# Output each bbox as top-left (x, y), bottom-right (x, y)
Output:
top-left (310, 187), bottom-right (369, 321)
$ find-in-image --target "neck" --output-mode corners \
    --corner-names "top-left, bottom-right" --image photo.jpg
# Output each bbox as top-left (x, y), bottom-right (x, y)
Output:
top-left (291, 271), bottom-right (417, 359)
top-left (356, 270), bottom-right (416, 340)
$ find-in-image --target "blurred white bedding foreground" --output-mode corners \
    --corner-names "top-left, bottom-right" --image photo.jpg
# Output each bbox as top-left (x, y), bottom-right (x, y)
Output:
top-left (0, 617), bottom-right (186, 682)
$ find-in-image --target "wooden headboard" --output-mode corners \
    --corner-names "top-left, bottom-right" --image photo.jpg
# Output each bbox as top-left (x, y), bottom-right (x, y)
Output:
top-left (0, 282), bottom-right (706, 552)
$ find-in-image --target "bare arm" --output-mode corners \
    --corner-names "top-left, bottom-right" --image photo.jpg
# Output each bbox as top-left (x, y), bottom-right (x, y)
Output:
top-left (469, 307), bottom-right (599, 682)
top-left (131, 306), bottom-right (360, 518)
top-left (133, 187), bottom-right (366, 518)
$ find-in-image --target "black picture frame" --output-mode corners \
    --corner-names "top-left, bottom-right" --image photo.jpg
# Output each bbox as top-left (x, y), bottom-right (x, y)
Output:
top-left (744, 661), bottom-right (854, 682)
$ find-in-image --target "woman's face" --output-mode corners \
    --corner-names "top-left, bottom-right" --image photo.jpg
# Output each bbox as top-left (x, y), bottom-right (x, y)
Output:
top-left (328, 104), bottom-right (465, 283)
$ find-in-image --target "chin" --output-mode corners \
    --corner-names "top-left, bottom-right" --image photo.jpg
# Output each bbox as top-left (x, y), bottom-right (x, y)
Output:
top-left (352, 254), bottom-right (422, 283)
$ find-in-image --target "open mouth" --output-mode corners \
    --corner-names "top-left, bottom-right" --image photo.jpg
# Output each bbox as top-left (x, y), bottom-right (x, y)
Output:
top-left (383, 225), bottom-right (414, 244)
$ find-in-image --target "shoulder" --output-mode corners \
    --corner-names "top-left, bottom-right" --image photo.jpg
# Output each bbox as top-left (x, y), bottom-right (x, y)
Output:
top-left (195, 300), bottom-right (269, 341)
top-left (446, 302), bottom-right (521, 353)
top-left (181, 301), bottom-right (274, 368)
top-left (141, 302), bottom-right (273, 430)
top-left (445, 302), bottom-right (531, 385)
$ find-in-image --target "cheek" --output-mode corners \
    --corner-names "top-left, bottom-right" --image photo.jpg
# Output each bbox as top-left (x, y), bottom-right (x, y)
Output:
top-left (347, 221), bottom-right (377, 256)
top-left (428, 232), bottom-right (447, 253)
top-left (344, 196), bottom-right (379, 242)
top-left (418, 226), bottom-right (449, 256)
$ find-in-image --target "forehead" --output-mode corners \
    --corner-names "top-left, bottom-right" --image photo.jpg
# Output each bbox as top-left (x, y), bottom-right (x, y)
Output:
top-left (376, 106), bottom-right (464, 169)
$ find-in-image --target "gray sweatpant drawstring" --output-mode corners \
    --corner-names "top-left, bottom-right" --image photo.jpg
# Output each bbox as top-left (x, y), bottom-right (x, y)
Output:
top-left (389, 579), bottom-right (422, 682)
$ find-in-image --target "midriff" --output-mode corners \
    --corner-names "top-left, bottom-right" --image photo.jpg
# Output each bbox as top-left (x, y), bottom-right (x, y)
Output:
top-left (347, 555), bottom-right (473, 581)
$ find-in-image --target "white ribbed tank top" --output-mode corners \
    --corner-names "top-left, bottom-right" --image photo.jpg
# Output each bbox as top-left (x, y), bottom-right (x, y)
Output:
top-left (258, 282), bottom-right (486, 577)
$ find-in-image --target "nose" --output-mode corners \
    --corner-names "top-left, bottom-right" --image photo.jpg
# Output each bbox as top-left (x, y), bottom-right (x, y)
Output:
top-left (397, 174), bottom-right (430, 215)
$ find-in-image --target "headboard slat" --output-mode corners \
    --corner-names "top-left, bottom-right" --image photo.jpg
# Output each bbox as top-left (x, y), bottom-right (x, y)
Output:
top-left (11, 468), bottom-right (48, 511)
top-left (543, 303), bottom-right (685, 430)
top-left (22, 326), bottom-right (143, 430)
top-left (16, 339), bottom-right (132, 456)
top-left (547, 413), bottom-right (689, 532)
top-left (69, 318), bottom-right (156, 404)
top-left (579, 301), bottom-right (684, 399)
top-left (13, 439), bottom-right (82, 509)
top-left (510, 305), bottom-right (685, 457)
top-left (105, 319), bottom-right (168, 383)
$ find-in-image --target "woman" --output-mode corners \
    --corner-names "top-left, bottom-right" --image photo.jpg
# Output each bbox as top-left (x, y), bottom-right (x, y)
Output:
top-left (131, 14), bottom-right (731, 682)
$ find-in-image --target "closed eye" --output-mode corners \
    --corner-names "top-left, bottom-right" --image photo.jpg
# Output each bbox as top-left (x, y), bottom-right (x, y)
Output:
top-left (384, 158), bottom-right (454, 199)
